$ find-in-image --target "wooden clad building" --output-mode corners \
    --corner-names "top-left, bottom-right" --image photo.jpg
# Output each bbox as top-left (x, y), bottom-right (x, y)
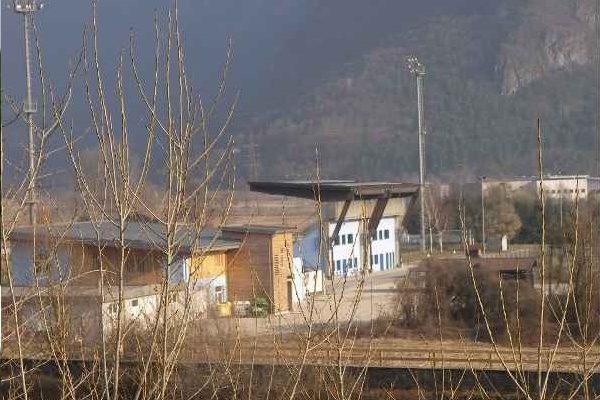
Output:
top-left (221, 225), bottom-right (296, 313)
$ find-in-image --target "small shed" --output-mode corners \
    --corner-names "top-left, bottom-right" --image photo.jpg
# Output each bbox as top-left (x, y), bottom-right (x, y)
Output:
top-left (221, 224), bottom-right (298, 313)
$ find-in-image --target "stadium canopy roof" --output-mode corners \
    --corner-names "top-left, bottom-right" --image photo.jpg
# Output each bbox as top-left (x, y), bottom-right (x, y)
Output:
top-left (248, 180), bottom-right (419, 202)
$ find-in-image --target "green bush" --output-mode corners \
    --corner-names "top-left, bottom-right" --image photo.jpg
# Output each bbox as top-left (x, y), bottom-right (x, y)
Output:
top-left (252, 296), bottom-right (269, 317)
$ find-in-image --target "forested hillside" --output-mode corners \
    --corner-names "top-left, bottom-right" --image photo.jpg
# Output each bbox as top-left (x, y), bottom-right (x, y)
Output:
top-left (1, 0), bottom-right (597, 184)
top-left (244, 0), bottom-right (598, 181)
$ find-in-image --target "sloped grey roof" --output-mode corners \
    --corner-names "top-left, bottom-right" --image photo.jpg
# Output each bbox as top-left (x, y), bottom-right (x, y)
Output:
top-left (222, 224), bottom-right (296, 234)
top-left (10, 221), bottom-right (240, 254)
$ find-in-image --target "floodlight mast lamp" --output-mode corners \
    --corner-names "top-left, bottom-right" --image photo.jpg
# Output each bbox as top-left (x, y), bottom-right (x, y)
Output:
top-left (14, 0), bottom-right (42, 226)
top-left (407, 56), bottom-right (427, 253)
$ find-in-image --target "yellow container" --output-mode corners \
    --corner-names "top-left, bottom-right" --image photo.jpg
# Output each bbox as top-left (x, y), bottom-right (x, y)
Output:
top-left (216, 302), bottom-right (232, 317)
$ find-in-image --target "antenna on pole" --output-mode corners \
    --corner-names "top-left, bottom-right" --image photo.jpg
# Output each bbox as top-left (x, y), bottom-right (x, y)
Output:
top-left (13, 0), bottom-right (43, 225)
top-left (406, 55), bottom-right (427, 254)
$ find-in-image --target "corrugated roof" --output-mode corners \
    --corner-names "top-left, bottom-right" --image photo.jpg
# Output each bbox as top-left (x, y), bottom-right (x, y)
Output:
top-left (10, 221), bottom-right (240, 253)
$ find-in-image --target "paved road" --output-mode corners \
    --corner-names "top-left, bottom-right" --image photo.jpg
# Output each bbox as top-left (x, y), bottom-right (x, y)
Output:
top-left (322, 264), bottom-right (419, 322)
top-left (198, 265), bottom-right (418, 338)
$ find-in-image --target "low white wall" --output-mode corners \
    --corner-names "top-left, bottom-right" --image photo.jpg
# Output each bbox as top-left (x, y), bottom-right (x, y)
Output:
top-left (101, 287), bottom-right (208, 334)
top-left (304, 269), bottom-right (323, 295)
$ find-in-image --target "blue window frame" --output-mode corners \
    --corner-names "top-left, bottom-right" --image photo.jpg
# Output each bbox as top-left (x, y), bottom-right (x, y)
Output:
top-left (374, 254), bottom-right (379, 264)
top-left (348, 233), bottom-right (353, 244)
top-left (336, 260), bottom-right (341, 271)
top-left (341, 235), bottom-right (346, 245)
top-left (378, 230), bottom-right (383, 240)
top-left (384, 229), bottom-right (390, 239)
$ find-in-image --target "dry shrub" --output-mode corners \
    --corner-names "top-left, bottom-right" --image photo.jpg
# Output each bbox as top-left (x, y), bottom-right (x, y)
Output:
top-left (390, 260), bottom-right (546, 344)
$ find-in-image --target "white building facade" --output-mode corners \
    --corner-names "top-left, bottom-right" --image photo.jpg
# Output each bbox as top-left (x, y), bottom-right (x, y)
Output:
top-left (537, 175), bottom-right (600, 200)
top-left (329, 216), bottom-right (397, 276)
top-left (482, 175), bottom-right (600, 200)
top-left (369, 217), bottom-right (396, 273)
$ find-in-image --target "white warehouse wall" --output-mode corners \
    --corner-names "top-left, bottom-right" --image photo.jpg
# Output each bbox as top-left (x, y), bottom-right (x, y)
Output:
top-left (369, 217), bottom-right (396, 272)
top-left (328, 217), bottom-right (397, 276)
top-left (329, 220), bottom-right (361, 275)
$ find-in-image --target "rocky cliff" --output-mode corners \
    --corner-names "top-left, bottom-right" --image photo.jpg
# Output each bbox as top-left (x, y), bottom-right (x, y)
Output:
top-left (499, 0), bottom-right (598, 95)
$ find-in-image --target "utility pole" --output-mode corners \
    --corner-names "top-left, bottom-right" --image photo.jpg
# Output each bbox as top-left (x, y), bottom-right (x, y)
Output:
top-left (407, 56), bottom-right (427, 253)
top-left (15, 0), bottom-right (42, 225)
top-left (1, 0), bottom-right (42, 354)
top-left (481, 176), bottom-right (486, 254)
top-left (248, 139), bottom-right (259, 182)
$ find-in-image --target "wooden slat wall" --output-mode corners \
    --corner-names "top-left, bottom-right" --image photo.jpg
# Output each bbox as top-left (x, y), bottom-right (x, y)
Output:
top-left (66, 245), bottom-right (164, 286)
top-left (224, 232), bottom-right (273, 306)
top-left (189, 252), bottom-right (227, 279)
top-left (270, 232), bottom-right (294, 312)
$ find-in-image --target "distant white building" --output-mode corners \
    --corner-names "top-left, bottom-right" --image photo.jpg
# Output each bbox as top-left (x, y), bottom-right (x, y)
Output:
top-left (537, 175), bottom-right (600, 200)
top-left (481, 175), bottom-right (600, 200)
top-left (251, 180), bottom-right (418, 279)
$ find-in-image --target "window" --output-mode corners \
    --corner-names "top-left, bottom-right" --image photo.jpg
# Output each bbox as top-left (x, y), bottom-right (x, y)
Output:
top-left (131, 299), bottom-right (139, 307)
top-left (215, 286), bottom-right (224, 303)
top-left (353, 258), bottom-right (358, 268)
top-left (374, 255), bottom-right (379, 264)
top-left (384, 229), bottom-right (390, 239)
top-left (378, 230), bottom-right (383, 240)
top-left (334, 236), bottom-right (340, 246)
top-left (341, 235), bottom-right (346, 245)
top-left (336, 260), bottom-right (341, 271)
top-left (347, 234), bottom-right (353, 244)
top-left (34, 247), bottom-right (53, 276)
top-left (371, 232), bottom-right (377, 241)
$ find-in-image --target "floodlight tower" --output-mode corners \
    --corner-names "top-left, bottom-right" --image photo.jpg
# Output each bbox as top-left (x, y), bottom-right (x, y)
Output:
top-left (407, 56), bottom-right (427, 253)
top-left (14, 0), bottom-right (42, 225)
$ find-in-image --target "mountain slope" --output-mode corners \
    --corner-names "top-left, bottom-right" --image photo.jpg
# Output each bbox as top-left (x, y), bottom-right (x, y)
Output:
top-left (247, 0), bottom-right (598, 181)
